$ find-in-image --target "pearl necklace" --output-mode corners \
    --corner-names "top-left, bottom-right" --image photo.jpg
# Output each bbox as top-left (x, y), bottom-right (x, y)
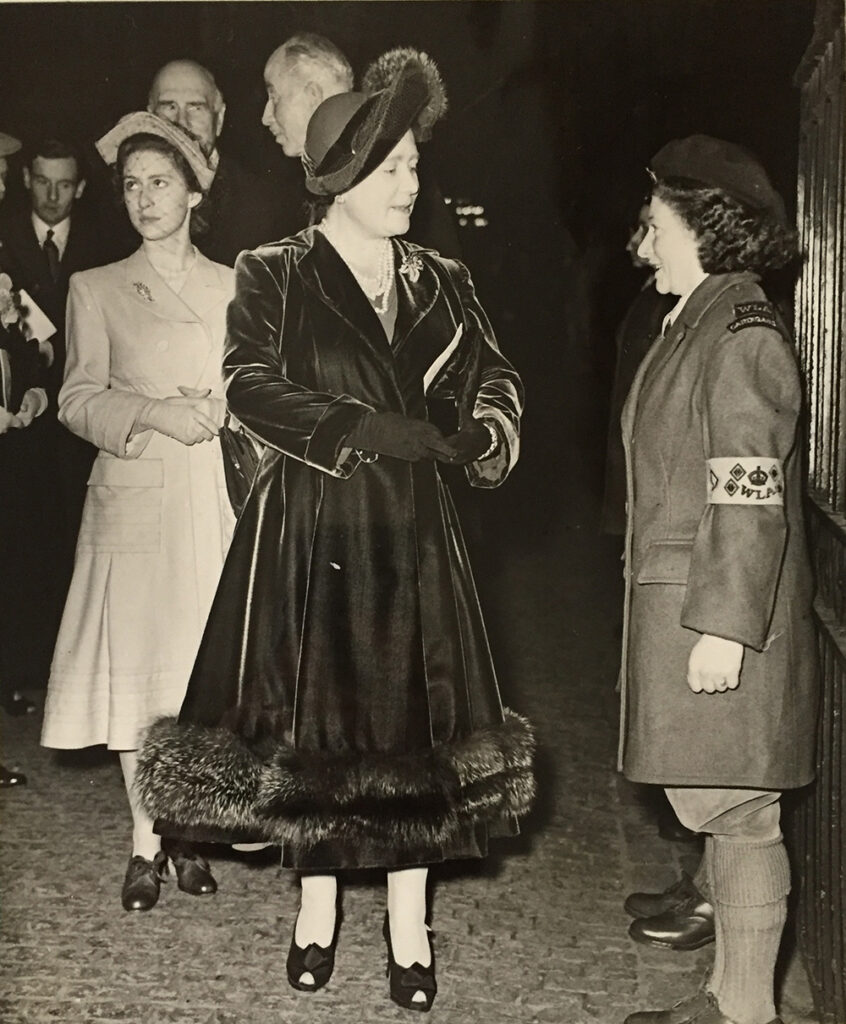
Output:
top-left (321, 224), bottom-right (394, 314)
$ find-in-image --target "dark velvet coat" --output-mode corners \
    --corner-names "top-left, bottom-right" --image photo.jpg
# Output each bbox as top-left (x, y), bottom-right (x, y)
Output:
top-left (138, 228), bottom-right (534, 870)
top-left (618, 273), bottom-right (818, 789)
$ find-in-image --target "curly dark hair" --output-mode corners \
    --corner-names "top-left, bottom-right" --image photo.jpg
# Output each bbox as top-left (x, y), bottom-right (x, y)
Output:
top-left (654, 178), bottom-right (798, 274)
top-left (113, 133), bottom-right (209, 238)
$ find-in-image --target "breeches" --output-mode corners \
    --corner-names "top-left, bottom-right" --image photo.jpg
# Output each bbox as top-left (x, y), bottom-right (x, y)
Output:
top-left (664, 787), bottom-right (782, 842)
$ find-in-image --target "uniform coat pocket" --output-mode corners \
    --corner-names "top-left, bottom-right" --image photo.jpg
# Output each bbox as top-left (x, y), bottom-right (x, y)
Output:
top-left (636, 539), bottom-right (693, 585)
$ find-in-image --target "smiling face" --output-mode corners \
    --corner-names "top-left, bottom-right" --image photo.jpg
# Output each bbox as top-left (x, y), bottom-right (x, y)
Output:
top-left (24, 156), bottom-right (85, 226)
top-left (338, 131), bottom-right (420, 240)
top-left (637, 195), bottom-right (705, 296)
top-left (121, 148), bottom-right (201, 242)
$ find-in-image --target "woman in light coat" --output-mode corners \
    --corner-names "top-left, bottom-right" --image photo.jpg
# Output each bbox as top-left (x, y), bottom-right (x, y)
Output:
top-left (41, 113), bottom-right (235, 912)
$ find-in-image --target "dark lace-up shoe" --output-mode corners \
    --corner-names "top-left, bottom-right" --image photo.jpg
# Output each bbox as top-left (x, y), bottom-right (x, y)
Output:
top-left (624, 990), bottom-right (783, 1024)
top-left (629, 898), bottom-right (715, 950)
top-left (624, 872), bottom-right (705, 918)
top-left (170, 849), bottom-right (217, 895)
top-left (121, 851), bottom-right (168, 911)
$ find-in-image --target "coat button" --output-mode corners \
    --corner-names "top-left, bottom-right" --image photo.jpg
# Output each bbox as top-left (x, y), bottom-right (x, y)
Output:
top-left (156, 339), bottom-right (169, 352)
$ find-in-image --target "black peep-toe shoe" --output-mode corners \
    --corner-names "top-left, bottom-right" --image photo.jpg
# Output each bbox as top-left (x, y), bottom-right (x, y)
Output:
top-left (383, 914), bottom-right (437, 1013)
top-left (286, 915), bottom-right (340, 992)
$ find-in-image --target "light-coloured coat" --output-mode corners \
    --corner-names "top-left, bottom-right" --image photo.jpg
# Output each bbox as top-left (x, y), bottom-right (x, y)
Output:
top-left (41, 247), bottom-right (235, 751)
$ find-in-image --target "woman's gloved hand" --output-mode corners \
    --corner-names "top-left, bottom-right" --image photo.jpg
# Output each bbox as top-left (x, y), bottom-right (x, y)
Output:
top-left (347, 410), bottom-right (457, 462)
top-left (439, 417), bottom-right (498, 464)
top-left (136, 393), bottom-right (219, 446)
top-left (177, 386), bottom-right (227, 428)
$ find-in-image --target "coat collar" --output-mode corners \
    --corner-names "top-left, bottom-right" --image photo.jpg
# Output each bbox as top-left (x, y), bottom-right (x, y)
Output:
top-left (121, 246), bottom-right (229, 324)
top-left (621, 272), bottom-right (760, 441)
top-left (296, 227), bottom-right (442, 374)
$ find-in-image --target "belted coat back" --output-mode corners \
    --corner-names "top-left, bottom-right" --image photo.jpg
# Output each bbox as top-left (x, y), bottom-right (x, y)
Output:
top-left (138, 229), bottom-right (534, 870)
top-left (619, 273), bottom-right (818, 789)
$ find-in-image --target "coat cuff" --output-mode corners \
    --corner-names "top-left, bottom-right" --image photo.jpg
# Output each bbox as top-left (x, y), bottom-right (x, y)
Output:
top-left (304, 397), bottom-right (373, 478)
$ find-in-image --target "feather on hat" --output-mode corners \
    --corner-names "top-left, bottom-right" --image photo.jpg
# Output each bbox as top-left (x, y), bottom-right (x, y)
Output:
top-left (303, 51), bottom-right (447, 197)
top-left (361, 47), bottom-right (448, 142)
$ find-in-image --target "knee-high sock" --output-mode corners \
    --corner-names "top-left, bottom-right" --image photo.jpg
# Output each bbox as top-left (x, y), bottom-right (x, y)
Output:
top-left (709, 836), bottom-right (790, 1024)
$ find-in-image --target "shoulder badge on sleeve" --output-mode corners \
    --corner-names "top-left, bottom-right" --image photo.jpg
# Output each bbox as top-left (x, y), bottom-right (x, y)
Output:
top-left (728, 301), bottom-right (778, 333)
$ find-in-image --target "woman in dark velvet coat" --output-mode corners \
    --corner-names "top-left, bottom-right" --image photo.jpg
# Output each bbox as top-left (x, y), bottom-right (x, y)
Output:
top-left (138, 55), bottom-right (534, 1011)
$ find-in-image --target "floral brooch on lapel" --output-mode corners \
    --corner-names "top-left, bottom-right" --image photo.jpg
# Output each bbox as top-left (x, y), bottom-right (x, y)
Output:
top-left (398, 252), bottom-right (423, 283)
top-left (132, 281), bottom-right (154, 303)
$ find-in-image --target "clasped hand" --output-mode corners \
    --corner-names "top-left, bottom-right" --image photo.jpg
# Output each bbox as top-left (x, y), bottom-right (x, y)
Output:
top-left (687, 634), bottom-right (744, 694)
top-left (346, 410), bottom-right (457, 462)
top-left (439, 417), bottom-right (493, 465)
top-left (141, 386), bottom-right (226, 446)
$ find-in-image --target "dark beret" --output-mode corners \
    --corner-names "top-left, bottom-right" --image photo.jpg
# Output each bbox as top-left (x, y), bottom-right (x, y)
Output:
top-left (650, 134), bottom-right (786, 224)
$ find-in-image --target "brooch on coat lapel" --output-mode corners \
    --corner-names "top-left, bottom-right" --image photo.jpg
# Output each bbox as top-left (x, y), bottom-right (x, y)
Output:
top-left (132, 281), bottom-right (154, 303)
top-left (398, 252), bottom-right (423, 283)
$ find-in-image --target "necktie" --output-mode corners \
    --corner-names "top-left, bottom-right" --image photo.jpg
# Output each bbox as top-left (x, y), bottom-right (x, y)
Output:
top-left (43, 229), bottom-right (61, 283)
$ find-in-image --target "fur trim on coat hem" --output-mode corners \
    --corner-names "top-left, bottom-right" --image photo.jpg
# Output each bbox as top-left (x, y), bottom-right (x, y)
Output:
top-left (136, 710), bottom-right (535, 850)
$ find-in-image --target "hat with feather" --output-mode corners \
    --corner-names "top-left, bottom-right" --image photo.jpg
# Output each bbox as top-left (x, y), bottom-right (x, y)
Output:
top-left (303, 50), bottom-right (447, 197)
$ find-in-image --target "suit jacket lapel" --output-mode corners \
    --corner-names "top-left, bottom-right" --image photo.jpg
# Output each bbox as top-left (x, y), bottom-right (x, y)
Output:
top-left (5, 212), bottom-right (49, 285)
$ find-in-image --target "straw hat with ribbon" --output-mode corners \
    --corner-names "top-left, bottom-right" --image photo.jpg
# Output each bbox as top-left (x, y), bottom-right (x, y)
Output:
top-left (96, 111), bottom-right (214, 192)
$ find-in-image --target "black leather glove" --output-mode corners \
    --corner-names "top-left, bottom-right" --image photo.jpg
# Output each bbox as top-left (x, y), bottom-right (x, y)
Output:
top-left (438, 417), bottom-right (498, 465)
top-left (347, 411), bottom-right (457, 462)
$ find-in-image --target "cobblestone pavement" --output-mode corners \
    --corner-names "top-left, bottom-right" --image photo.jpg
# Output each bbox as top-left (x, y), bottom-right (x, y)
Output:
top-left (0, 382), bottom-right (816, 1024)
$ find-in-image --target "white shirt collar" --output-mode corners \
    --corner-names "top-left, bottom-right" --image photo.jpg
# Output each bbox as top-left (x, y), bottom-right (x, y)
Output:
top-left (663, 273), bottom-right (709, 333)
top-left (32, 213), bottom-right (71, 259)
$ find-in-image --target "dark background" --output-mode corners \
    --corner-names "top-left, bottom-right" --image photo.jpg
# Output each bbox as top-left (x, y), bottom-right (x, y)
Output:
top-left (0, 0), bottom-right (815, 534)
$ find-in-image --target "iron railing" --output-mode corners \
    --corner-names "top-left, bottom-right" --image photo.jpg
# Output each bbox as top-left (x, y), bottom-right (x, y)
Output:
top-left (792, 2), bottom-right (846, 1020)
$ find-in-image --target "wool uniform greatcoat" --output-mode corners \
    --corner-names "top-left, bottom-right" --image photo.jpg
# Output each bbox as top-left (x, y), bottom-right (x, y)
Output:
top-left (41, 248), bottom-right (235, 752)
top-left (618, 272), bottom-right (818, 789)
top-left (138, 228), bottom-right (535, 870)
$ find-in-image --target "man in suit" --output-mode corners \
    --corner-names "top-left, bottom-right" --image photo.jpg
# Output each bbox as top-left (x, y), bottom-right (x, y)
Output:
top-left (261, 35), bottom-right (461, 258)
top-left (0, 137), bottom-right (106, 689)
top-left (148, 59), bottom-right (287, 265)
top-left (0, 130), bottom-right (50, 784)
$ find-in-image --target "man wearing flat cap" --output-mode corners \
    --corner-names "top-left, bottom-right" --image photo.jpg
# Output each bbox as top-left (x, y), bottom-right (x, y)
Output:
top-left (148, 59), bottom-right (286, 265)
